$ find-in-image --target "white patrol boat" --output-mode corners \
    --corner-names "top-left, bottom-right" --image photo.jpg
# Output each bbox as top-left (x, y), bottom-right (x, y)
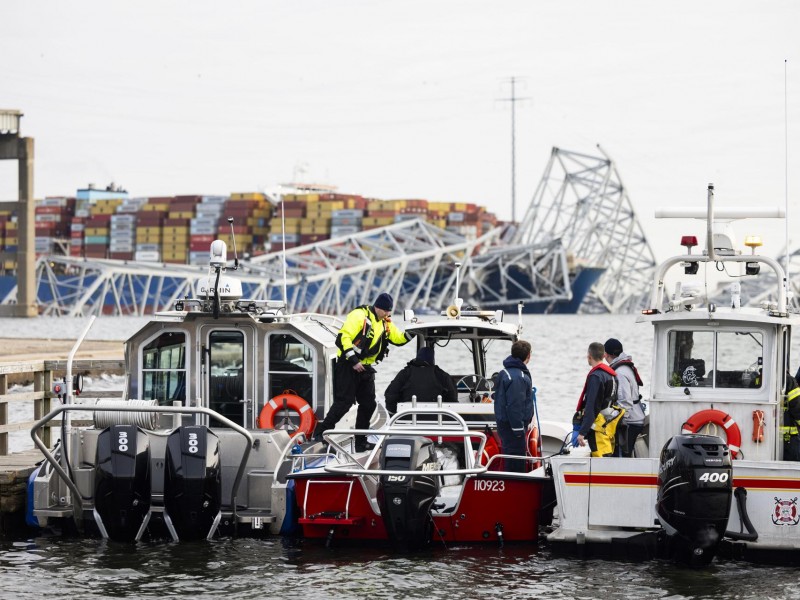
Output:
top-left (27, 238), bottom-right (391, 542)
top-left (548, 185), bottom-right (800, 565)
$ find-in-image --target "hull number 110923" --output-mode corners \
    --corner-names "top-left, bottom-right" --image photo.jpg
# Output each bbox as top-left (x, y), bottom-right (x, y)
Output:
top-left (474, 479), bottom-right (505, 492)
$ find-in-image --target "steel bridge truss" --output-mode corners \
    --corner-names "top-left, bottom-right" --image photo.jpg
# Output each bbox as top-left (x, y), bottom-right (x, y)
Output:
top-left (513, 146), bottom-right (657, 313)
top-left (6, 147), bottom-right (655, 316)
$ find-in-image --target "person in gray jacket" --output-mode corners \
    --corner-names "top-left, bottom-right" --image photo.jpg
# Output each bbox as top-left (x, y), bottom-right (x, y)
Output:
top-left (604, 338), bottom-right (646, 457)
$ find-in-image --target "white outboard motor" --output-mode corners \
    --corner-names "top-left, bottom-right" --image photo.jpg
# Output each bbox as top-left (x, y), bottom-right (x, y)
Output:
top-left (656, 434), bottom-right (733, 566)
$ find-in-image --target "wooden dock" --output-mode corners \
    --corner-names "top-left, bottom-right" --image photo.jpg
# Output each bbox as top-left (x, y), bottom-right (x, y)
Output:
top-left (0, 357), bottom-right (124, 533)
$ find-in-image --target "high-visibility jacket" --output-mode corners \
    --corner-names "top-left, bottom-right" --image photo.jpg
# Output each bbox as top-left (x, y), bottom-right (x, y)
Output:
top-left (336, 305), bottom-right (411, 366)
top-left (782, 386), bottom-right (800, 441)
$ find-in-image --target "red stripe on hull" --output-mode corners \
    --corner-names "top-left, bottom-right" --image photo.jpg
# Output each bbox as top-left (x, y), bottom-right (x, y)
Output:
top-left (564, 473), bottom-right (658, 487)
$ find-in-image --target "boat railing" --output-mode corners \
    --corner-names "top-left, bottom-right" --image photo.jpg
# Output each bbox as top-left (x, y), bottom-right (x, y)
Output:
top-left (321, 412), bottom-right (488, 477)
top-left (30, 404), bottom-right (254, 513)
top-left (648, 253), bottom-right (788, 314)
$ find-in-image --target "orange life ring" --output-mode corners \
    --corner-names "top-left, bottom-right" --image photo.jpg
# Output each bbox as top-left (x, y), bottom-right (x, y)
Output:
top-left (681, 409), bottom-right (741, 458)
top-left (258, 390), bottom-right (317, 439)
top-left (527, 426), bottom-right (540, 458)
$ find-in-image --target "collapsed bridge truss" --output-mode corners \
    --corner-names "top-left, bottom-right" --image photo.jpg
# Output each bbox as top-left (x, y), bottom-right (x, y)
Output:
top-left (7, 147), bottom-right (656, 316)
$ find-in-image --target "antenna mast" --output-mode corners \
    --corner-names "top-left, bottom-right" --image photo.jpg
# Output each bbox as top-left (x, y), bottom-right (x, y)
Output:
top-left (498, 77), bottom-right (529, 223)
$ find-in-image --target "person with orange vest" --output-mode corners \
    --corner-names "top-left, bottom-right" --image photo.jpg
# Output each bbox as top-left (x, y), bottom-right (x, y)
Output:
top-left (314, 292), bottom-right (412, 451)
top-left (574, 341), bottom-right (619, 455)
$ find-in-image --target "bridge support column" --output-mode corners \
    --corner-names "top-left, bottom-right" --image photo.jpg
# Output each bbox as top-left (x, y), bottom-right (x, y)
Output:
top-left (0, 110), bottom-right (37, 317)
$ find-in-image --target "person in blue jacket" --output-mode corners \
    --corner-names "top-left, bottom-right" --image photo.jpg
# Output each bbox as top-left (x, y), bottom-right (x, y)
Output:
top-left (493, 339), bottom-right (534, 473)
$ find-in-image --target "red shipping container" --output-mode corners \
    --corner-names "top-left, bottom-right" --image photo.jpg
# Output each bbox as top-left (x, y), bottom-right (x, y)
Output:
top-left (174, 195), bottom-right (202, 203)
top-left (168, 202), bottom-right (199, 212)
top-left (136, 215), bottom-right (164, 226)
top-left (87, 215), bottom-right (113, 225)
top-left (36, 206), bottom-right (65, 215)
top-left (300, 234), bottom-right (329, 244)
top-left (164, 218), bottom-right (190, 227)
top-left (189, 241), bottom-right (213, 251)
top-left (110, 252), bottom-right (135, 260)
top-left (190, 234), bottom-right (215, 243)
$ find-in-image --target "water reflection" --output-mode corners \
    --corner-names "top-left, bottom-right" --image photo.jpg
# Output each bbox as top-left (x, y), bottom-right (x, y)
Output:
top-left (1, 534), bottom-right (800, 599)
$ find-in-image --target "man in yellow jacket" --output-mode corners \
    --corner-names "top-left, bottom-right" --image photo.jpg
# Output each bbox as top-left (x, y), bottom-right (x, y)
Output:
top-left (315, 292), bottom-right (412, 451)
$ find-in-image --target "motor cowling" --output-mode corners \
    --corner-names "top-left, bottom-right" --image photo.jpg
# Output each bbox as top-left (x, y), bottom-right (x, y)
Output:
top-left (163, 426), bottom-right (221, 541)
top-left (656, 434), bottom-right (732, 566)
top-left (94, 424), bottom-right (151, 542)
top-left (377, 437), bottom-right (440, 550)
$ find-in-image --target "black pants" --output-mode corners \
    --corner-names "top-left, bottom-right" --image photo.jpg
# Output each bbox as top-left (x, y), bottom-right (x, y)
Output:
top-left (615, 423), bottom-right (644, 457)
top-left (497, 421), bottom-right (527, 473)
top-left (316, 358), bottom-right (376, 444)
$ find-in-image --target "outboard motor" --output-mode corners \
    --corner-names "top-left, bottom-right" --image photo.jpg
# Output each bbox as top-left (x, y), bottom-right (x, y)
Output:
top-left (94, 425), bottom-right (151, 542)
top-left (377, 437), bottom-right (440, 550)
top-left (163, 426), bottom-right (222, 540)
top-left (656, 434), bottom-right (732, 566)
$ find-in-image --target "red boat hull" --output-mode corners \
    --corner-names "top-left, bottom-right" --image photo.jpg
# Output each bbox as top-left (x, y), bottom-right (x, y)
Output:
top-left (292, 472), bottom-right (549, 544)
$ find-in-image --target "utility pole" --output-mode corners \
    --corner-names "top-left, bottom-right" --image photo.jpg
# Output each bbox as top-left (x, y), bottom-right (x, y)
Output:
top-left (498, 77), bottom-right (529, 223)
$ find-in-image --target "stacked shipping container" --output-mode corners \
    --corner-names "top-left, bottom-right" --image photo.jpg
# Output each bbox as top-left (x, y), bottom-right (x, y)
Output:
top-left (7, 189), bottom-right (498, 269)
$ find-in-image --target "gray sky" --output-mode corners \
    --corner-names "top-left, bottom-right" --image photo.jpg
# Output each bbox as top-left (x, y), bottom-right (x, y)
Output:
top-left (2, 0), bottom-right (798, 262)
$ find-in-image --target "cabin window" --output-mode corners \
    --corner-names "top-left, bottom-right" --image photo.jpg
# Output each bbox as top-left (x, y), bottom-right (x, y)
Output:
top-left (208, 330), bottom-right (245, 422)
top-left (142, 331), bottom-right (187, 405)
top-left (667, 330), bottom-right (763, 389)
top-left (266, 333), bottom-right (314, 404)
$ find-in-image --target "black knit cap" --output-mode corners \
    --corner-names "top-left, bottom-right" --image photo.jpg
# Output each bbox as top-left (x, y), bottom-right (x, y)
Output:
top-left (417, 346), bottom-right (435, 365)
top-left (604, 338), bottom-right (623, 356)
top-left (374, 292), bottom-right (394, 311)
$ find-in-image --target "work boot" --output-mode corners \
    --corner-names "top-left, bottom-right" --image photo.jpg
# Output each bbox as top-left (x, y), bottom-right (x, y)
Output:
top-left (354, 436), bottom-right (375, 452)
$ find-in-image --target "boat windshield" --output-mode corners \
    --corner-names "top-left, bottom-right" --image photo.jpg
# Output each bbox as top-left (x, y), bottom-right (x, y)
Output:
top-left (667, 329), bottom-right (763, 389)
top-left (142, 331), bottom-right (187, 405)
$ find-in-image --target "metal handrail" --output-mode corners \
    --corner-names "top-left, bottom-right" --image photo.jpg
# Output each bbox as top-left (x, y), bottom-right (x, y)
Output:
top-left (321, 427), bottom-right (488, 477)
top-left (30, 405), bottom-right (254, 512)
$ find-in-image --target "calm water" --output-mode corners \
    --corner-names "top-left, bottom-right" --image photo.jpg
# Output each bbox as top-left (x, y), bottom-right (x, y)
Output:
top-left (2, 314), bottom-right (799, 599)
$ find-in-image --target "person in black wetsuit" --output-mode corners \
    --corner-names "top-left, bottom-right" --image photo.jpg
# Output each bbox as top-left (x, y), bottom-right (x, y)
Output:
top-left (384, 346), bottom-right (457, 416)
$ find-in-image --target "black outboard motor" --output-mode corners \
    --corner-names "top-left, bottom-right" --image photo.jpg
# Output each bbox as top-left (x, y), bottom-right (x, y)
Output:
top-left (656, 434), bottom-right (733, 566)
top-left (377, 437), bottom-right (440, 550)
top-left (163, 426), bottom-right (221, 540)
top-left (94, 424), bottom-right (151, 542)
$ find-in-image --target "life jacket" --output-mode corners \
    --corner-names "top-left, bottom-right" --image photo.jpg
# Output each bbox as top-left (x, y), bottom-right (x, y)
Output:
top-left (335, 305), bottom-right (391, 364)
top-left (575, 363), bottom-right (618, 413)
top-left (782, 381), bottom-right (800, 441)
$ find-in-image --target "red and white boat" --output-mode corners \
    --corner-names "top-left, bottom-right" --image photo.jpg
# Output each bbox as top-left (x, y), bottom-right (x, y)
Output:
top-left (288, 305), bottom-right (564, 548)
top-left (548, 186), bottom-right (800, 565)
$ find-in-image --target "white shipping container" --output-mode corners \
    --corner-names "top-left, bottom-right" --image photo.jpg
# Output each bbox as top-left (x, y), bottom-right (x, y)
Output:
top-left (39, 197), bottom-right (69, 207)
top-left (331, 209), bottom-right (364, 218)
top-left (201, 196), bottom-right (227, 204)
top-left (190, 226), bottom-right (217, 235)
top-left (448, 212), bottom-right (465, 223)
top-left (330, 226), bottom-right (361, 237)
top-left (70, 238), bottom-right (83, 246)
top-left (136, 243), bottom-right (161, 252)
top-left (71, 223), bottom-right (85, 232)
top-left (111, 214), bottom-right (137, 223)
top-left (269, 233), bottom-right (300, 243)
top-left (190, 217), bottom-right (218, 226)
top-left (35, 214), bottom-right (62, 223)
top-left (135, 251), bottom-right (161, 262)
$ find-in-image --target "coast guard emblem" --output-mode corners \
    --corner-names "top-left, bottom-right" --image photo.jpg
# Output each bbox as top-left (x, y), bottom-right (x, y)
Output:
top-left (772, 497), bottom-right (800, 526)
